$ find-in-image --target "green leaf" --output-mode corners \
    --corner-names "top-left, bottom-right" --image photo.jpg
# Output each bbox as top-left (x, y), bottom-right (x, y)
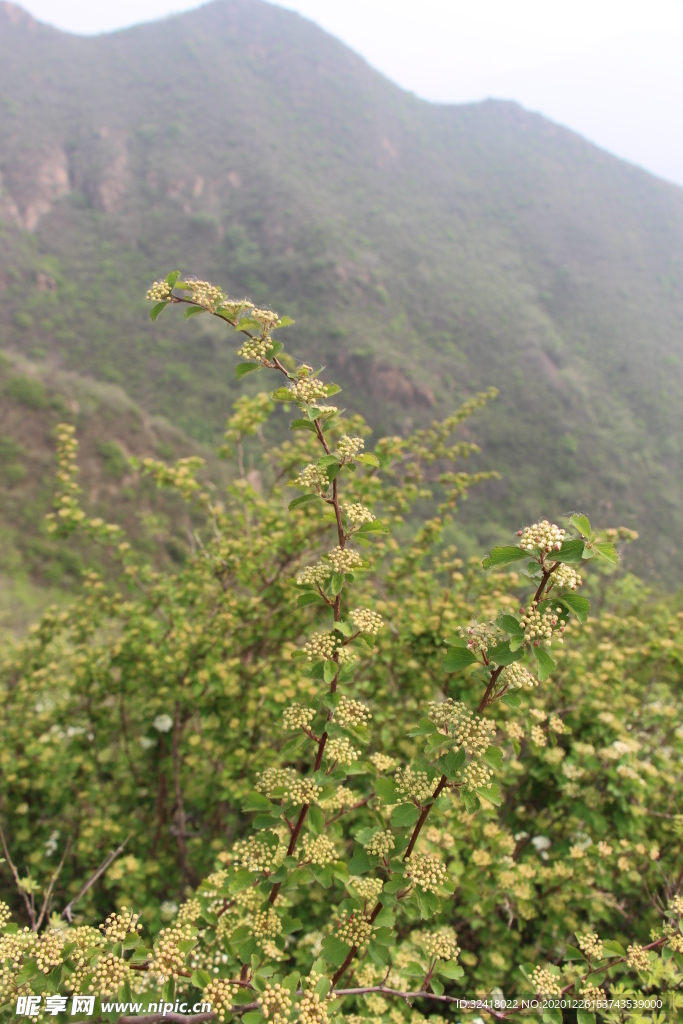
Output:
top-left (323, 660), bottom-right (338, 684)
top-left (330, 573), bottom-right (344, 595)
top-left (229, 869), bottom-right (257, 894)
top-left (542, 1010), bottom-right (562, 1024)
top-left (289, 493), bottom-right (321, 510)
top-left (602, 939), bottom-right (626, 956)
top-left (479, 783), bottom-right (502, 806)
top-left (500, 691), bottom-right (521, 709)
top-left (122, 933), bottom-right (140, 949)
top-left (374, 778), bottom-right (399, 803)
top-left (321, 936), bottom-right (351, 966)
top-left (191, 968), bottom-right (212, 989)
top-left (333, 620), bottom-right (354, 637)
top-left (280, 916), bottom-right (303, 934)
top-left (242, 791), bottom-right (274, 812)
top-left (325, 384), bottom-right (342, 397)
top-left (438, 961), bottom-right (464, 980)
top-left (165, 270), bottom-right (181, 287)
top-left (290, 418), bottom-right (317, 432)
top-left (570, 513), bottom-right (592, 538)
top-left (356, 520), bottom-right (389, 535)
top-left (236, 361), bottom-right (260, 380)
top-left (265, 340), bottom-right (283, 359)
top-left (162, 978), bottom-right (175, 1003)
top-left (408, 717), bottom-right (437, 738)
top-left (532, 645), bottom-right (555, 682)
top-left (347, 848), bottom-right (371, 875)
top-left (497, 614), bottom-right (524, 637)
top-left (442, 646), bottom-right (478, 672)
top-left (149, 301), bottom-right (169, 321)
top-left (430, 979), bottom-right (444, 995)
top-left (235, 317), bottom-right (263, 333)
top-left (489, 640), bottom-right (524, 666)
top-left (555, 539), bottom-right (585, 563)
top-left (415, 888), bottom-right (440, 919)
top-left (274, 315), bottom-right (294, 329)
top-left (242, 1013), bottom-right (264, 1024)
top-left (15, 959), bottom-right (39, 986)
top-left (297, 592), bottom-right (326, 608)
top-left (401, 961), bottom-right (428, 979)
top-left (391, 803), bottom-right (420, 828)
top-left (576, 1012), bottom-right (596, 1024)
top-left (272, 387), bottom-right (292, 401)
top-left (184, 305), bottom-right (206, 318)
top-left (563, 945), bottom-right (586, 961)
top-left (318, 455), bottom-right (340, 468)
top-left (482, 546), bottom-right (528, 569)
top-left (355, 452), bottom-right (380, 468)
top-left (282, 972), bottom-right (300, 994)
top-left (594, 541), bottom-right (619, 565)
top-left (308, 805), bottom-right (324, 836)
top-left (481, 745), bottom-right (503, 771)
top-left (368, 939), bottom-right (390, 966)
top-left (442, 635), bottom-right (469, 647)
top-left (372, 927), bottom-right (394, 946)
top-left (560, 592), bottom-right (591, 622)
top-left (441, 746), bottom-right (466, 779)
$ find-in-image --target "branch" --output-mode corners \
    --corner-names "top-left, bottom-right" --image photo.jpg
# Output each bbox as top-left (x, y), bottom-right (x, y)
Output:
top-left (0, 823), bottom-right (35, 928)
top-left (62, 835), bottom-right (131, 923)
top-left (119, 1015), bottom-right (217, 1024)
top-left (35, 838), bottom-right (71, 931)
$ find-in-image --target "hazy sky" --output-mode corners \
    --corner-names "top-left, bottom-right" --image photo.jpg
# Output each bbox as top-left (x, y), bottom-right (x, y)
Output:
top-left (17, 0), bottom-right (683, 189)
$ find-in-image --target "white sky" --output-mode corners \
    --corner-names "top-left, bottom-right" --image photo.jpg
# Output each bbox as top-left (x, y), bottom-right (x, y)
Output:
top-left (17, 0), bottom-right (683, 188)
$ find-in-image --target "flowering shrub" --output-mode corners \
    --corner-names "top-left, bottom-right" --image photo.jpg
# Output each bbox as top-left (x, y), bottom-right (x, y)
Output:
top-left (1, 273), bottom-right (683, 1022)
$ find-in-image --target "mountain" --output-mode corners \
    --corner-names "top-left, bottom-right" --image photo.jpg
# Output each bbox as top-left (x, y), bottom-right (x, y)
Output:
top-left (1, 0), bottom-right (683, 584)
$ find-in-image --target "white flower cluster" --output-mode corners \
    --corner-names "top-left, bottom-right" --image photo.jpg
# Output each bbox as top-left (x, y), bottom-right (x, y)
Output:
top-left (301, 834), bottom-right (336, 866)
top-left (343, 503), bottom-right (375, 524)
top-left (177, 898), bottom-right (202, 922)
top-left (289, 375), bottom-right (328, 405)
top-left (405, 853), bottom-right (448, 894)
top-left (146, 280), bottom-right (172, 301)
top-left (427, 699), bottom-right (495, 757)
top-left (335, 695), bottom-right (372, 726)
top-left (364, 830), bottom-right (395, 857)
top-left (149, 920), bottom-right (195, 982)
top-left (252, 307), bottom-right (281, 330)
top-left (580, 982), bottom-right (604, 1009)
top-left (303, 632), bottom-right (340, 662)
top-left (237, 336), bottom-right (271, 361)
top-left (283, 703), bottom-right (315, 731)
top-left (395, 766), bottom-right (437, 803)
top-left (99, 906), bottom-right (142, 942)
top-left (336, 646), bottom-right (357, 666)
top-left (531, 725), bottom-right (547, 747)
top-left (337, 435), bottom-right (364, 460)
top-left (34, 931), bottom-right (65, 975)
top-left (186, 279), bottom-right (224, 311)
top-left (549, 714), bottom-right (569, 734)
top-left (421, 927), bottom-right (460, 961)
top-left (457, 761), bottom-right (494, 792)
top-left (350, 876), bottom-right (384, 902)
top-left (248, 908), bottom-right (282, 941)
top-left (299, 984), bottom-right (331, 1024)
top-left (326, 736), bottom-right (360, 765)
top-left (506, 721), bottom-right (525, 741)
top-left (518, 520), bottom-right (565, 554)
top-left (88, 953), bottom-right (131, 998)
top-left (531, 965), bottom-right (562, 997)
top-left (350, 607), bottom-right (384, 635)
top-left (370, 752), bottom-right (397, 772)
top-left (327, 547), bottom-right (363, 574)
top-left (258, 981), bottom-right (292, 1024)
top-left (335, 909), bottom-right (374, 947)
top-left (0, 903), bottom-right (10, 929)
top-left (295, 464), bottom-right (328, 490)
top-left (519, 605), bottom-right (565, 645)
top-left (256, 767), bottom-right (322, 805)
top-left (203, 978), bottom-right (234, 1023)
top-left (297, 563), bottom-right (331, 586)
top-left (464, 621), bottom-right (502, 654)
top-left (503, 663), bottom-right (538, 690)
top-left (577, 932), bottom-right (603, 960)
top-left (232, 834), bottom-right (282, 873)
top-left (553, 564), bottom-right (582, 589)
top-left (626, 943), bottom-right (651, 971)
top-left (670, 895), bottom-right (683, 916)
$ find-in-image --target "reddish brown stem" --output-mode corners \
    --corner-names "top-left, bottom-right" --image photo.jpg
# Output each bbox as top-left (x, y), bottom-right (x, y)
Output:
top-left (477, 665), bottom-right (504, 714)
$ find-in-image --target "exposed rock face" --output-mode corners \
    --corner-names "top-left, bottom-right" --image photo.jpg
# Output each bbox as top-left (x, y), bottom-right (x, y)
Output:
top-left (2, 146), bottom-right (70, 230)
top-left (332, 353), bottom-right (434, 408)
top-left (70, 128), bottom-right (129, 213)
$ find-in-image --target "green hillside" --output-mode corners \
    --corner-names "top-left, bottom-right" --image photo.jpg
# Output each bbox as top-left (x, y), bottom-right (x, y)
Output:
top-left (1, 0), bottom-right (683, 582)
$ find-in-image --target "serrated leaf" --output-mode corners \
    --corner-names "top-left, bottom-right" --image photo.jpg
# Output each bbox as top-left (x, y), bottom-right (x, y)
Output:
top-left (272, 387), bottom-right (293, 401)
top-left (308, 805), bottom-right (324, 836)
top-left (602, 939), bottom-right (626, 956)
top-left (570, 513), bottom-right (592, 538)
top-left (481, 745), bottom-right (503, 771)
top-left (500, 691), bottom-right (521, 709)
top-left (374, 778), bottom-right (399, 803)
top-left (415, 888), bottom-right (440, 919)
top-left (532, 645), bottom-right (555, 682)
top-left (594, 541), bottom-right (619, 565)
top-left (325, 383), bottom-right (342, 397)
top-left (149, 301), bottom-right (169, 321)
top-left (560, 592), bottom-right (590, 622)
top-left (280, 916), bottom-right (303, 934)
top-left (274, 315), bottom-right (295, 329)
top-left (482, 546), bottom-right (528, 569)
top-left (242, 791), bottom-right (274, 812)
top-left (297, 592), bottom-right (327, 608)
top-left (162, 978), bottom-right (175, 1003)
top-left (563, 945), bottom-right (586, 961)
top-left (321, 936), bottom-right (350, 966)
top-left (542, 1010), bottom-right (562, 1024)
top-left (290, 418), bottom-right (317, 432)
top-left (391, 803), bottom-right (420, 828)
top-left (165, 270), bottom-right (181, 287)
top-left (443, 646), bottom-right (478, 672)
top-left (355, 452), bottom-right (380, 467)
top-left (442, 635), bottom-right (468, 647)
top-left (438, 961), bottom-right (464, 980)
top-left (556, 539), bottom-right (586, 563)
top-left (489, 640), bottom-right (524, 666)
top-left (356, 520), bottom-right (389, 534)
top-left (15, 960), bottom-right (39, 986)
top-left (184, 305), bottom-right (206, 318)
top-left (333, 620), bottom-right (353, 637)
top-left (330, 572), bottom-right (344, 595)
top-left (323, 660), bottom-right (338, 684)
top-left (235, 318), bottom-right (263, 333)
top-left (441, 746), bottom-right (466, 779)
top-left (576, 1012), bottom-right (596, 1024)
top-left (478, 783), bottom-right (502, 806)
top-left (497, 614), bottom-right (524, 637)
top-left (235, 361), bottom-right (260, 380)
top-left (289, 493), bottom-right (321, 510)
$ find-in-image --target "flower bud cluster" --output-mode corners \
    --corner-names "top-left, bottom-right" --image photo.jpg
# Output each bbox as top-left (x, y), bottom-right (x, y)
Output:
top-left (150, 920), bottom-right (195, 981)
top-left (405, 853), bottom-right (448, 894)
top-left (427, 700), bottom-right (496, 757)
top-left (350, 877), bottom-right (384, 902)
top-left (99, 906), bottom-right (142, 942)
top-left (335, 909), bottom-right (373, 947)
top-left (503, 663), bottom-right (537, 690)
top-left (289, 374), bottom-right (328, 405)
top-left (337, 435), bottom-right (364, 461)
top-left (663, 924), bottom-right (683, 953)
top-left (326, 736), bottom-right (360, 765)
top-left (519, 605), bottom-right (564, 645)
top-left (237, 336), bottom-right (271, 361)
top-left (336, 646), bottom-right (357, 666)
top-left (370, 753), bottom-right (397, 772)
top-left (295, 464), bottom-right (328, 491)
top-left (553, 564), bottom-right (582, 589)
top-left (283, 704), bottom-right (316, 731)
top-left (364, 830), bottom-right (395, 857)
top-left (258, 981), bottom-right (293, 1023)
top-left (0, 902), bottom-right (10, 929)
top-left (232, 834), bottom-right (282, 873)
top-left (89, 953), bottom-right (131, 997)
top-left (256, 767), bottom-right (322, 805)
top-left (518, 520), bottom-right (565, 554)
top-left (297, 563), bottom-right (331, 587)
top-left (395, 766), bottom-right (437, 803)
top-left (463, 621), bottom-right (501, 654)
top-left (506, 721), bottom-right (525, 741)
top-left (202, 978), bottom-right (234, 1023)
top-left (421, 927), bottom-right (460, 961)
top-left (327, 548), bottom-right (363, 574)
top-left (146, 280), bottom-right (172, 302)
top-left (335, 696), bottom-right (372, 726)
top-left (577, 932), bottom-right (603, 960)
top-left (350, 608), bottom-right (384, 635)
top-left (35, 931), bottom-right (65, 974)
top-left (626, 943), bottom-right (650, 970)
top-left (531, 725), bottom-right (547, 747)
top-left (249, 908), bottom-right (282, 941)
top-left (303, 632), bottom-right (340, 662)
top-left (187, 279), bottom-right (225, 311)
top-left (531, 965), bottom-right (562, 997)
top-left (177, 898), bottom-right (202, 922)
top-left (299, 986), bottom-right (331, 1024)
top-left (343, 503), bottom-right (374, 524)
top-left (319, 787), bottom-right (352, 812)
top-left (252, 307), bottom-right (280, 330)
top-left (301, 834), bottom-right (336, 866)
top-left (457, 761), bottom-right (494, 791)
top-left (669, 895), bottom-right (683, 916)
top-left (580, 982), bottom-right (604, 1009)
top-left (549, 715), bottom-right (569, 734)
